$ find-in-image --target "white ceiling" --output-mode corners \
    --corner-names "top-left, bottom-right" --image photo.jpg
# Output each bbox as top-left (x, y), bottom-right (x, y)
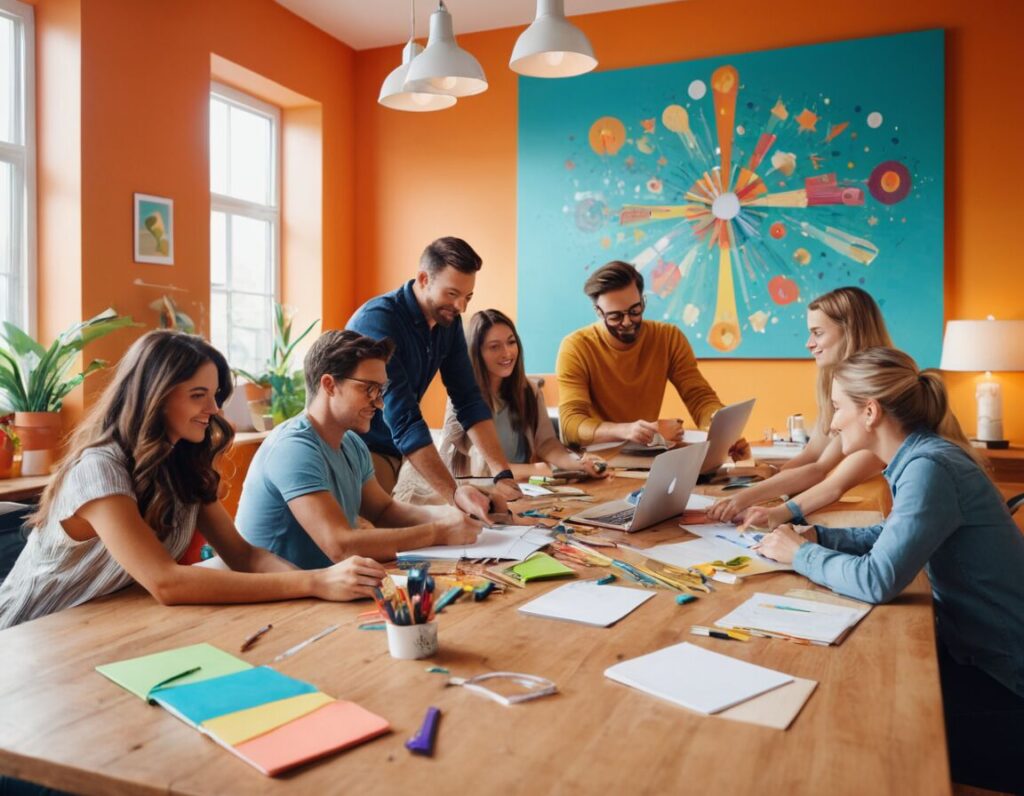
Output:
top-left (274, 0), bottom-right (682, 51)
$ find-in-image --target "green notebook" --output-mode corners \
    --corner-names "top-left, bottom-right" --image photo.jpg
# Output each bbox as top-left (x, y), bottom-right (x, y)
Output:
top-left (504, 552), bottom-right (577, 584)
top-left (96, 643), bottom-right (252, 701)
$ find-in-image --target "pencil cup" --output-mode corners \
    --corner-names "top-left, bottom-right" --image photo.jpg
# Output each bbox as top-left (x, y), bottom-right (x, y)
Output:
top-left (386, 621), bottom-right (438, 660)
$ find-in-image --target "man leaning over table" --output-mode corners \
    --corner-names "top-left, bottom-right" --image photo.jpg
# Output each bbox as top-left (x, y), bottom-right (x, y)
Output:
top-left (557, 260), bottom-right (749, 458)
top-left (346, 236), bottom-right (522, 519)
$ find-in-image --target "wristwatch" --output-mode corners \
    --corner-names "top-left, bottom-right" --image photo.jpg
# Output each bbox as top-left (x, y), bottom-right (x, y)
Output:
top-left (492, 469), bottom-right (514, 484)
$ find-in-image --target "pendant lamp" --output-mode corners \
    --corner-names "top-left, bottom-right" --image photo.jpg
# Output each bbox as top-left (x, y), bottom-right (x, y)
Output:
top-left (378, 1), bottom-right (456, 111)
top-left (510, 0), bottom-right (597, 78)
top-left (404, 1), bottom-right (488, 98)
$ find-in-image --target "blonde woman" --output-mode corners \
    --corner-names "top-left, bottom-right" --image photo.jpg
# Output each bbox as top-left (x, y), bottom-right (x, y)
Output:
top-left (708, 286), bottom-right (892, 528)
top-left (0, 331), bottom-right (384, 629)
top-left (755, 347), bottom-right (1024, 795)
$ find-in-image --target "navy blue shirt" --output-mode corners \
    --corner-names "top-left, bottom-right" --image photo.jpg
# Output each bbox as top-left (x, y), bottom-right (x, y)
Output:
top-left (347, 280), bottom-right (492, 458)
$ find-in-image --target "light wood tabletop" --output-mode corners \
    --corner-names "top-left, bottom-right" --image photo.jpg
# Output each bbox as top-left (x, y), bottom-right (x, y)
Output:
top-left (0, 475), bottom-right (950, 796)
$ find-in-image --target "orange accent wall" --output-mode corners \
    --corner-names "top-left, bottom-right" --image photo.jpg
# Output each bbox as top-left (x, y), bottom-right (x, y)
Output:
top-left (353, 0), bottom-right (1024, 443)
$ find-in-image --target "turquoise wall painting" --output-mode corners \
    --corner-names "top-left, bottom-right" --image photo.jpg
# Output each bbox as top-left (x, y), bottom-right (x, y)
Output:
top-left (517, 30), bottom-right (944, 369)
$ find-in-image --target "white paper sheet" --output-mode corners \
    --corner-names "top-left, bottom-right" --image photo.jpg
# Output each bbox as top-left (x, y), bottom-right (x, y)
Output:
top-left (605, 641), bottom-right (794, 715)
top-left (715, 592), bottom-right (867, 645)
top-left (518, 581), bottom-right (655, 627)
top-left (686, 493), bottom-right (716, 510)
top-left (681, 523), bottom-right (795, 569)
top-left (397, 525), bottom-right (552, 561)
top-left (518, 483), bottom-right (554, 497)
top-left (637, 535), bottom-right (793, 573)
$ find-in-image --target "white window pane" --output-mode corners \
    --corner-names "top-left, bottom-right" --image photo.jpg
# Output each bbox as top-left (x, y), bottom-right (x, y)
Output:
top-left (0, 160), bottom-right (15, 326)
top-left (230, 214), bottom-right (270, 293)
top-left (210, 211), bottom-right (227, 286)
top-left (210, 290), bottom-right (227, 359)
top-left (0, 16), bottom-right (15, 145)
top-left (231, 292), bottom-right (271, 333)
top-left (227, 104), bottom-right (271, 204)
top-left (209, 98), bottom-right (227, 195)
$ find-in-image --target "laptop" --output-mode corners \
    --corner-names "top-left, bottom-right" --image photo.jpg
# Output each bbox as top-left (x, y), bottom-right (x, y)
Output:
top-left (699, 398), bottom-right (756, 473)
top-left (568, 442), bottom-right (708, 532)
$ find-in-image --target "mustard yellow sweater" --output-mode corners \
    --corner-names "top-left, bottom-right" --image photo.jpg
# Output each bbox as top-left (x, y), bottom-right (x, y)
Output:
top-left (556, 321), bottom-right (723, 446)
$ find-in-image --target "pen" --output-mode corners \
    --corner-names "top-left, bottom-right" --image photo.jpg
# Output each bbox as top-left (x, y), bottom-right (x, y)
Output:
top-left (240, 623), bottom-right (273, 652)
top-left (272, 624), bottom-right (340, 663)
top-left (759, 603), bottom-right (812, 612)
top-left (690, 625), bottom-right (750, 642)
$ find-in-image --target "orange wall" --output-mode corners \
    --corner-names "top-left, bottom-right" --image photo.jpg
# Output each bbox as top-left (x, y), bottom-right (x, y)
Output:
top-left (353, 0), bottom-right (1024, 442)
top-left (62, 0), bottom-right (354, 403)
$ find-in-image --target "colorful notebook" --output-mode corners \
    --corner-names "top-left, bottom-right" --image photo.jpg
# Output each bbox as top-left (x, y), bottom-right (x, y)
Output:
top-left (201, 692), bottom-right (335, 746)
top-left (504, 552), bottom-right (576, 583)
top-left (96, 642), bottom-right (252, 701)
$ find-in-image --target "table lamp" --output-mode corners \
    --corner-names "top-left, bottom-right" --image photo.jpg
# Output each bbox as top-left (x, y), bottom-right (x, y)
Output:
top-left (940, 317), bottom-right (1024, 448)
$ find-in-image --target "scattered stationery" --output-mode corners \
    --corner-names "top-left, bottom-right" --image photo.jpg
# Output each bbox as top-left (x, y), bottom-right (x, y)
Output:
top-left (715, 592), bottom-right (868, 645)
top-left (96, 642), bottom-right (252, 701)
top-left (518, 482), bottom-right (554, 497)
top-left (272, 624), bottom-right (340, 662)
top-left (406, 706), bottom-right (441, 756)
top-left (518, 581), bottom-right (655, 627)
top-left (201, 692), bottom-right (334, 745)
top-left (397, 525), bottom-right (553, 561)
top-left (503, 552), bottom-right (577, 584)
top-left (690, 625), bottom-right (749, 641)
top-left (240, 624), bottom-right (272, 652)
top-left (604, 641), bottom-right (793, 715)
top-left (638, 537), bottom-right (791, 578)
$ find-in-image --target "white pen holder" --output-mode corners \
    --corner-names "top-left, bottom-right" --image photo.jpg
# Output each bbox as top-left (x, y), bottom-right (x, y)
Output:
top-left (386, 621), bottom-right (438, 660)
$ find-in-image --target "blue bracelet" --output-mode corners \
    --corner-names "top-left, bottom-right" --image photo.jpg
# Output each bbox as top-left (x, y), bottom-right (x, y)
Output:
top-left (784, 499), bottom-right (807, 525)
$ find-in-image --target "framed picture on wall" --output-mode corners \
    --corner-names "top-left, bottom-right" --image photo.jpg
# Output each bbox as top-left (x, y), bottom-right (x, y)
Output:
top-left (134, 193), bottom-right (174, 265)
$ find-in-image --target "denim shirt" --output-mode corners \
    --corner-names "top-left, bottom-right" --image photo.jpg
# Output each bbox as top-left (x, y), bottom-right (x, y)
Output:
top-left (794, 430), bottom-right (1024, 697)
top-left (346, 280), bottom-right (492, 458)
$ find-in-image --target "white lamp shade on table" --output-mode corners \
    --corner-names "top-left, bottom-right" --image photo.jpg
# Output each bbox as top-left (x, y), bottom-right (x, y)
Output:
top-left (379, 40), bottom-right (457, 112)
top-left (510, 0), bottom-right (597, 78)
top-left (404, 2), bottom-right (488, 98)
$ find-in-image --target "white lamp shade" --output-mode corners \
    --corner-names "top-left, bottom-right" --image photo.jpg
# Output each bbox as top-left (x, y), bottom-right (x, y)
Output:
top-left (940, 319), bottom-right (1024, 372)
top-left (510, 0), bottom-right (597, 78)
top-left (379, 40), bottom-right (457, 112)
top-left (404, 2), bottom-right (487, 98)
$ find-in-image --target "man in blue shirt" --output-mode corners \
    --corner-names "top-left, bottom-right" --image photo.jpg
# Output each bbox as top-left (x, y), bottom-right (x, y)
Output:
top-left (236, 330), bottom-right (484, 569)
top-left (348, 237), bottom-right (521, 519)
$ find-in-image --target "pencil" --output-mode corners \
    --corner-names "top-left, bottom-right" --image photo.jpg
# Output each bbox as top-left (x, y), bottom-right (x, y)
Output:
top-left (240, 623), bottom-right (272, 652)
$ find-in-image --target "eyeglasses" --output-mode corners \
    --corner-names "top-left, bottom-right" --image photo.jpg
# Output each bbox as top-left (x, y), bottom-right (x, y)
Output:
top-left (596, 299), bottom-right (645, 326)
top-left (342, 377), bottom-right (390, 401)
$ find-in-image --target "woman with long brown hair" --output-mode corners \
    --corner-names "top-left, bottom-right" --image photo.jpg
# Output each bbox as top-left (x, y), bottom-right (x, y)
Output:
top-left (0, 330), bottom-right (383, 629)
top-left (439, 309), bottom-right (605, 480)
top-left (708, 286), bottom-right (893, 528)
top-left (754, 347), bottom-right (1024, 794)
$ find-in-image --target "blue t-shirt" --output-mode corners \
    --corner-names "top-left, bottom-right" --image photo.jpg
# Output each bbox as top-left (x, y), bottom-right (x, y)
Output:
top-left (236, 414), bottom-right (375, 569)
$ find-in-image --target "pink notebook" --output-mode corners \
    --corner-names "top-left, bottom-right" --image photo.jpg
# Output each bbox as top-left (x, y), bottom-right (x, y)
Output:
top-left (229, 700), bottom-right (390, 776)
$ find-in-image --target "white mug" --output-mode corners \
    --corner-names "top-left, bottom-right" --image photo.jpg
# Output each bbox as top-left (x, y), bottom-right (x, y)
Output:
top-left (787, 413), bottom-right (809, 444)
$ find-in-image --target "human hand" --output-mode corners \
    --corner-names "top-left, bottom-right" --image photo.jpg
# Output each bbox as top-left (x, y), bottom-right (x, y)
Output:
top-left (315, 556), bottom-right (386, 601)
top-left (751, 524), bottom-right (813, 564)
top-left (580, 454), bottom-right (608, 479)
top-left (657, 418), bottom-right (685, 444)
top-left (454, 485), bottom-right (492, 519)
top-left (624, 419), bottom-right (660, 445)
top-left (491, 478), bottom-right (524, 502)
top-left (706, 494), bottom-right (750, 522)
top-left (737, 504), bottom-right (790, 531)
top-left (436, 506), bottom-right (484, 545)
top-left (729, 437), bottom-right (752, 461)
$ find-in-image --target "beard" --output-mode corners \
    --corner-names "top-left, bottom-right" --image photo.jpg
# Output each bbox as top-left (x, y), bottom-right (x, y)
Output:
top-left (424, 295), bottom-right (459, 327)
top-left (606, 319), bottom-right (640, 344)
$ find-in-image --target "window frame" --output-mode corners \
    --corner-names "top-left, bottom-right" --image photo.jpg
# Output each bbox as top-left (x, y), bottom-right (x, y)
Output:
top-left (0, 0), bottom-right (37, 336)
top-left (209, 81), bottom-right (281, 373)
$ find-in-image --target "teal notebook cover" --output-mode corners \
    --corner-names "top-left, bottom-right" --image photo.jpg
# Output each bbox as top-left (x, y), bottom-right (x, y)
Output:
top-left (151, 666), bottom-right (317, 727)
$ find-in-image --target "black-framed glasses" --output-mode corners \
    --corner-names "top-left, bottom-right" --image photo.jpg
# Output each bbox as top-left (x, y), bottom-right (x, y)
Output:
top-left (596, 299), bottom-right (645, 326)
top-left (342, 377), bottom-right (390, 401)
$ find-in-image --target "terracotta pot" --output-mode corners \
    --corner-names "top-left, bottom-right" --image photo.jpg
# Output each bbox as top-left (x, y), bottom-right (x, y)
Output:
top-left (243, 382), bottom-right (271, 402)
top-left (241, 384), bottom-right (273, 431)
top-left (14, 411), bottom-right (62, 476)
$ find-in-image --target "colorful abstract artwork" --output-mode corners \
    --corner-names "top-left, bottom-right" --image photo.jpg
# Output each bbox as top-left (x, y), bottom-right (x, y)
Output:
top-left (517, 30), bottom-right (944, 367)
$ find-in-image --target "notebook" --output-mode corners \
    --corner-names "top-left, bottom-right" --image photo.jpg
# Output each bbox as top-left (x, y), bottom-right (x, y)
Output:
top-left (201, 692), bottom-right (335, 746)
top-left (398, 525), bottom-right (552, 561)
top-left (96, 642), bottom-right (252, 701)
top-left (604, 641), bottom-right (794, 714)
top-left (518, 581), bottom-right (655, 627)
top-left (715, 592), bottom-right (868, 645)
top-left (504, 552), bottom-right (577, 583)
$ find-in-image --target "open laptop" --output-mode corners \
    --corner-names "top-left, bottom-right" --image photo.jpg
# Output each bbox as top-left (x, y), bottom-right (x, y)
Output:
top-left (699, 398), bottom-right (756, 473)
top-left (568, 442), bottom-right (708, 532)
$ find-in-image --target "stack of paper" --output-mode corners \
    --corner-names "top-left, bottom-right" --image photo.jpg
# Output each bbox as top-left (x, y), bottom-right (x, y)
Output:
top-left (715, 592), bottom-right (869, 645)
top-left (639, 528), bottom-right (793, 577)
top-left (518, 581), bottom-right (655, 627)
top-left (397, 525), bottom-right (552, 561)
top-left (98, 644), bottom-right (389, 776)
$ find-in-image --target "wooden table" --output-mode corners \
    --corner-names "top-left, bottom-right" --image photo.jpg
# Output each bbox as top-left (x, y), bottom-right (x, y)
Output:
top-left (0, 477), bottom-right (949, 796)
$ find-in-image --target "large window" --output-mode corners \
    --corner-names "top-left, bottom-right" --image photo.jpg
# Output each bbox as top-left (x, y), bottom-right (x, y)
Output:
top-left (0, 0), bottom-right (35, 332)
top-left (209, 83), bottom-right (279, 373)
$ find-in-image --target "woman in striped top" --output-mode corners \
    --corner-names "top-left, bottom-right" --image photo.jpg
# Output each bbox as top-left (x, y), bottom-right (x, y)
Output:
top-left (0, 330), bottom-right (384, 629)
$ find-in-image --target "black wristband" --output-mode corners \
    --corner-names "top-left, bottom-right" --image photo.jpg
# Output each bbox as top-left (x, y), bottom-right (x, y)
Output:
top-left (493, 469), bottom-right (514, 484)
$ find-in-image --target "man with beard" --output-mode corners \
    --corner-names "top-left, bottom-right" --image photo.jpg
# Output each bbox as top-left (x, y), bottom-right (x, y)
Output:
top-left (557, 260), bottom-right (742, 451)
top-left (347, 237), bottom-right (521, 519)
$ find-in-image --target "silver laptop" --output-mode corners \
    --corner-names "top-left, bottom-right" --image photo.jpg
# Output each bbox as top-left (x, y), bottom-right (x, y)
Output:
top-left (700, 398), bottom-right (756, 473)
top-left (568, 442), bottom-right (708, 532)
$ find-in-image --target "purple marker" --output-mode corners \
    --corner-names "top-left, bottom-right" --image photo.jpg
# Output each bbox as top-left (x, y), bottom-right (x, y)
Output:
top-left (405, 706), bottom-right (441, 756)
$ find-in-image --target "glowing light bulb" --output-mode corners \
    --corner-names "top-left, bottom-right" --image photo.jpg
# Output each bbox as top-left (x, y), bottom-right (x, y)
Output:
top-left (411, 93), bottom-right (433, 107)
top-left (543, 51), bottom-right (566, 67)
top-left (432, 76), bottom-right (458, 91)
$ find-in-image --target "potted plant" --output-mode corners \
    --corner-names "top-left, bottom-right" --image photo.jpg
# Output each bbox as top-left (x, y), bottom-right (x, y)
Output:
top-left (0, 308), bottom-right (135, 475)
top-left (232, 304), bottom-right (317, 431)
top-left (0, 415), bottom-right (16, 478)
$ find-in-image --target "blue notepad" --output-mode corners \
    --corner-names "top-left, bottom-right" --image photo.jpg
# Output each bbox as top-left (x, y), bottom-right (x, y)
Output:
top-left (150, 666), bottom-right (318, 727)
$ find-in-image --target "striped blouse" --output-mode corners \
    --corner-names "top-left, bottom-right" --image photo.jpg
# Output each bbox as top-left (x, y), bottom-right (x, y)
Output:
top-left (0, 443), bottom-right (197, 629)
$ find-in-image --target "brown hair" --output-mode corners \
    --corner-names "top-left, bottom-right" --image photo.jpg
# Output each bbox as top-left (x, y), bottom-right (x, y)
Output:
top-left (303, 330), bottom-right (396, 396)
top-left (30, 331), bottom-right (235, 537)
top-left (466, 309), bottom-right (539, 458)
top-left (584, 260), bottom-right (644, 302)
top-left (834, 347), bottom-right (987, 471)
top-left (419, 236), bottom-right (482, 276)
top-left (807, 286), bottom-right (893, 432)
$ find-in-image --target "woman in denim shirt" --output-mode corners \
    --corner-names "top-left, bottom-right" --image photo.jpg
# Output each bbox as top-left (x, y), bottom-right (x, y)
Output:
top-left (756, 347), bottom-right (1024, 794)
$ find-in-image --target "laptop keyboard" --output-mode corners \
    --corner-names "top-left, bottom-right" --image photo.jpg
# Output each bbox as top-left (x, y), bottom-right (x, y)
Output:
top-left (589, 507), bottom-right (635, 526)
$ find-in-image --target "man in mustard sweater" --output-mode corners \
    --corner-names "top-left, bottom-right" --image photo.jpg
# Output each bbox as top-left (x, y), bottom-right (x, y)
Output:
top-left (557, 260), bottom-right (746, 455)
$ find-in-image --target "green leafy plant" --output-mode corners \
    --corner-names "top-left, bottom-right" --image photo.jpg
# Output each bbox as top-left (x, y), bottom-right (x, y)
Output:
top-left (0, 308), bottom-right (135, 413)
top-left (232, 304), bottom-right (317, 424)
